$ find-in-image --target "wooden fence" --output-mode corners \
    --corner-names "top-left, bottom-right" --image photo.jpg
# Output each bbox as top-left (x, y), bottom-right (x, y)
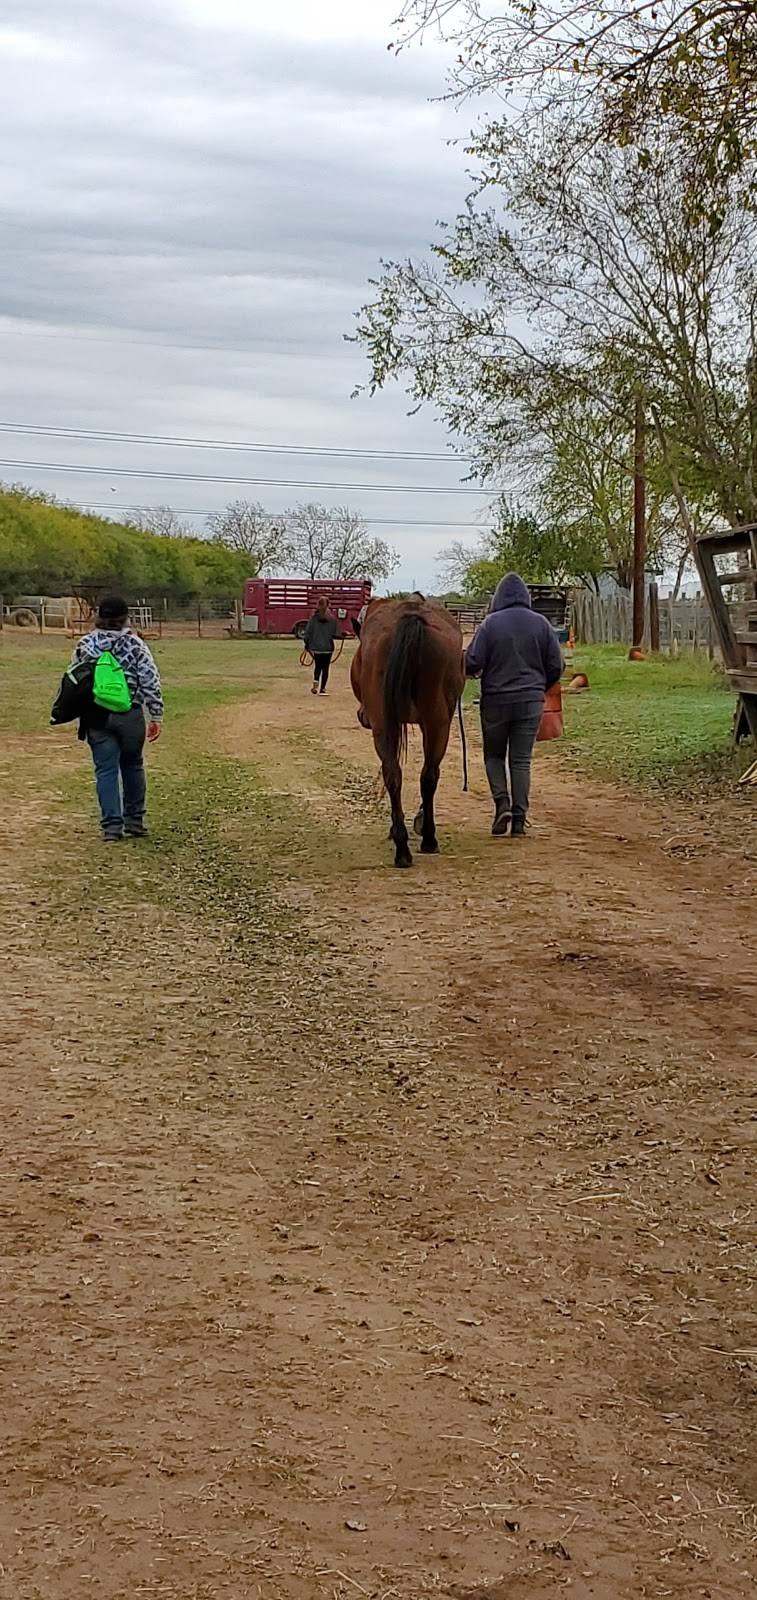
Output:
top-left (571, 588), bottom-right (716, 653)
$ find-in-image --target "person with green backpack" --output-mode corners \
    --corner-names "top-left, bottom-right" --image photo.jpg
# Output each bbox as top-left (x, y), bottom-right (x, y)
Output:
top-left (66, 595), bottom-right (164, 841)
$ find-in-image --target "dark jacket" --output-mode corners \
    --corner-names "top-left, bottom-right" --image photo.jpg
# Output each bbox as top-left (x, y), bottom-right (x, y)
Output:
top-left (304, 612), bottom-right (340, 654)
top-left (464, 574), bottom-right (563, 703)
top-left (50, 658), bottom-right (108, 740)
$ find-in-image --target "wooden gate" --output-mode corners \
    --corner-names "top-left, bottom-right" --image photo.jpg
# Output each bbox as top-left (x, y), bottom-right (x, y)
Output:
top-left (694, 525), bottom-right (757, 742)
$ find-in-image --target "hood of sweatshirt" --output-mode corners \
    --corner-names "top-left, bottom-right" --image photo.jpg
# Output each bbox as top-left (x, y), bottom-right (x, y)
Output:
top-left (490, 573), bottom-right (532, 611)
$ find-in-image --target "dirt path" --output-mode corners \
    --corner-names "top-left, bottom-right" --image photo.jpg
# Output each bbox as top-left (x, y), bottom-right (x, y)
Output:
top-left (1, 648), bottom-right (755, 1600)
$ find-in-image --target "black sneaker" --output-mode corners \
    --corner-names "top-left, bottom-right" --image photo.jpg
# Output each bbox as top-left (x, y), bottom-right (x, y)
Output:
top-left (124, 825), bottom-right (149, 839)
top-left (491, 803), bottom-right (511, 836)
top-left (510, 816), bottom-right (527, 837)
top-left (102, 832), bottom-right (124, 843)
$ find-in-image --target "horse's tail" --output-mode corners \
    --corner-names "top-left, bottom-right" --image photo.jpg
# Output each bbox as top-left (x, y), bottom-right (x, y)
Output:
top-left (383, 613), bottom-right (427, 766)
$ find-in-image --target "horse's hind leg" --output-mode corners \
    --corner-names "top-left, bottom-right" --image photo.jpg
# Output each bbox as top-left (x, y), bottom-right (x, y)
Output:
top-left (414, 717), bottom-right (451, 854)
top-left (376, 735), bottom-right (412, 868)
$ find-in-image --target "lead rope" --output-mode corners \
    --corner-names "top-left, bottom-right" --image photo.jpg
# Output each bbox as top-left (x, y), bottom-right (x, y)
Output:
top-left (457, 696), bottom-right (468, 792)
top-left (299, 637), bottom-right (346, 669)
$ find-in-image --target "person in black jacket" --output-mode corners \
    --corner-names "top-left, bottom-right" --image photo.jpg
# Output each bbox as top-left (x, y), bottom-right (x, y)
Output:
top-left (465, 573), bottom-right (563, 836)
top-left (303, 597), bottom-right (340, 695)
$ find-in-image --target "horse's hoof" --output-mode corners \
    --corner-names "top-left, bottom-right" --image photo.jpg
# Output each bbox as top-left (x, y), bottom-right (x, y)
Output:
top-left (420, 838), bottom-right (439, 854)
top-left (412, 810), bottom-right (424, 836)
top-left (395, 852), bottom-right (413, 869)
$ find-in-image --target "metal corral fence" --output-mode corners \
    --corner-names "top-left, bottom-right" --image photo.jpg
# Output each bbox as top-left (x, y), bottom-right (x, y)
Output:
top-left (571, 587), bottom-right (717, 654)
top-left (0, 593), bottom-right (236, 640)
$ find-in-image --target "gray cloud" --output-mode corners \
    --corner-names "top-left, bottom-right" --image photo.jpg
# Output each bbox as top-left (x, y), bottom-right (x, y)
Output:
top-left (0, 1), bottom-right (492, 585)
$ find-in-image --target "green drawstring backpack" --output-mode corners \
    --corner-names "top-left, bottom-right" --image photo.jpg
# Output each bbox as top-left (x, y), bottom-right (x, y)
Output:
top-left (93, 650), bottom-right (132, 713)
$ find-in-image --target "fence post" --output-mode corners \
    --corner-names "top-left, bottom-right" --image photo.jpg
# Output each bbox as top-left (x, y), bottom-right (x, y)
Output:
top-left (38, 603), bottom-right (45, 635)
top-left (649, 582), bottom-right (660, 652)
top-left (631, 389), bottom-right (646, 650)
top-left (197, 602), bottom-right (203, 639)
top-left (667, 598), bottom-right (677, 654)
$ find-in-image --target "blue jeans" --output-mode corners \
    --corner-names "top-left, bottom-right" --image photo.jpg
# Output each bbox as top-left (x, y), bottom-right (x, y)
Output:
top-left (480, 697), bottom-right (544, 821)
top-left (87, 708), bottom-right (147, 837)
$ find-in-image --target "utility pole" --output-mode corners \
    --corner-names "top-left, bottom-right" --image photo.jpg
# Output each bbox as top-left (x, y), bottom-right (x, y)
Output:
top-left (631, 388), bottom-right (646, 652)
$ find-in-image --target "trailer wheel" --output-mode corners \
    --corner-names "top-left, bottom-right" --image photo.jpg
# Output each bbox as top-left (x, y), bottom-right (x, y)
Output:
top-left (293, 621), bottom-right (308, 640)
top-left (11, 607), bottom-right (37, 628)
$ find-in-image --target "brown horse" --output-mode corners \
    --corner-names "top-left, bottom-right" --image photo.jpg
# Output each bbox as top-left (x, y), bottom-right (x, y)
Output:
top-left (351, 598), bottom-right (465, 868)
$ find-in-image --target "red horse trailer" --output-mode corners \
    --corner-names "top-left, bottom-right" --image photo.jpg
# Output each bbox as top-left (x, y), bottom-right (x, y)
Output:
top-left (242, 578), bottom-right (372, 639)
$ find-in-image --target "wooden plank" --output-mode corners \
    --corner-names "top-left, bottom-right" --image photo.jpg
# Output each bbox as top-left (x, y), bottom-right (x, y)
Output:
top-left (649, 582), bottom-right (660, 652)
top-left (718, 567), bottom-right (757, 587)
top-left (727, 669), bottom-right (757, 692)
top-left (699, 524), bottom-right (757, 550)
top-left (694, 537), bottom-right (742, 669)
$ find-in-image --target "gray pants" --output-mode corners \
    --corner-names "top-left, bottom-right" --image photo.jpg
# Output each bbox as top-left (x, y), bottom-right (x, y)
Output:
top-left (480, 698), bottom-right (543, 820)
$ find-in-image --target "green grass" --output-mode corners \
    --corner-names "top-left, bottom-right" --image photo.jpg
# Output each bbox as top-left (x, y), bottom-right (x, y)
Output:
top-left (0, 632), bottom-right (309, 945)
top-left (0, 632), bottom-right (296, 734)
top-left (465, 644), bottom-right (750, 791)
top-left (556, 645), bottom-right (745, 788)
top-left (4, 632), bottom-right (751, 813)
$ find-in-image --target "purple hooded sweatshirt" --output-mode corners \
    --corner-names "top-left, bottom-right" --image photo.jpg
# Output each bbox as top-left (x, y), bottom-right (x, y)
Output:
top-left (464, 573), bottom-right (563, 704)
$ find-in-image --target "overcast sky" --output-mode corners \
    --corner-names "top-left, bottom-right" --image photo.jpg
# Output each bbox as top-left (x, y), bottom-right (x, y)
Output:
top-left (0, 0), bottom-right (498, 588)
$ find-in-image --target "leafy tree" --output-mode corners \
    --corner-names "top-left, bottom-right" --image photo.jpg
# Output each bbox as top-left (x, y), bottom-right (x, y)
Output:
top-left (394, 1), bottom-right (757, 217)
top-left (533, 387), bottom-right (706, 588)
top-left (186, 538), bottom-right (250, 599)
top-left (128, 504), bottom-right (193, 539)
top-left (356, 119), bottom-right (755, 537)
top-left (286, 502), bottom-right (399, 582)
top-left (440, 503), bottom-right (607, 599)
top-left (207, 500), bottom-right (292, 573)
top-left (0, 484), bottom-right (249, 603)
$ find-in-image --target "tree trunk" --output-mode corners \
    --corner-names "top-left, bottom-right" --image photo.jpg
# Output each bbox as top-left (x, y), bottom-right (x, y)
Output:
top-left (671, 547), bottom-right (688, 601)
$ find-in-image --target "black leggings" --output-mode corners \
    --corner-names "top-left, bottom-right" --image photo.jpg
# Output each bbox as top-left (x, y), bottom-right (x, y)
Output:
top-left (313, 653), bottom-right (331, 691)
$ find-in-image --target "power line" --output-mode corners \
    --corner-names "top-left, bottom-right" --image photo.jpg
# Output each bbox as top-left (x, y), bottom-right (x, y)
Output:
top-left (79, 501), bottom-right (490, 530)
top-left (0, 419), bottom-right (472, 466)
top-left (0, 457), bottom-right (496, 495)
top-left (0, 321), bottom-right (321, 357)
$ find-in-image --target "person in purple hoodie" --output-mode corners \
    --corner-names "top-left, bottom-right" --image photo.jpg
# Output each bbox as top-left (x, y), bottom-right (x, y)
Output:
top-left (465, 573), bottom-right (563, 836)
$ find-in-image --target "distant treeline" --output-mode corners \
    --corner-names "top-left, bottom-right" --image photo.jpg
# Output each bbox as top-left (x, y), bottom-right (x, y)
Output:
top-left (0, 485), bottom-right (249, 601)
